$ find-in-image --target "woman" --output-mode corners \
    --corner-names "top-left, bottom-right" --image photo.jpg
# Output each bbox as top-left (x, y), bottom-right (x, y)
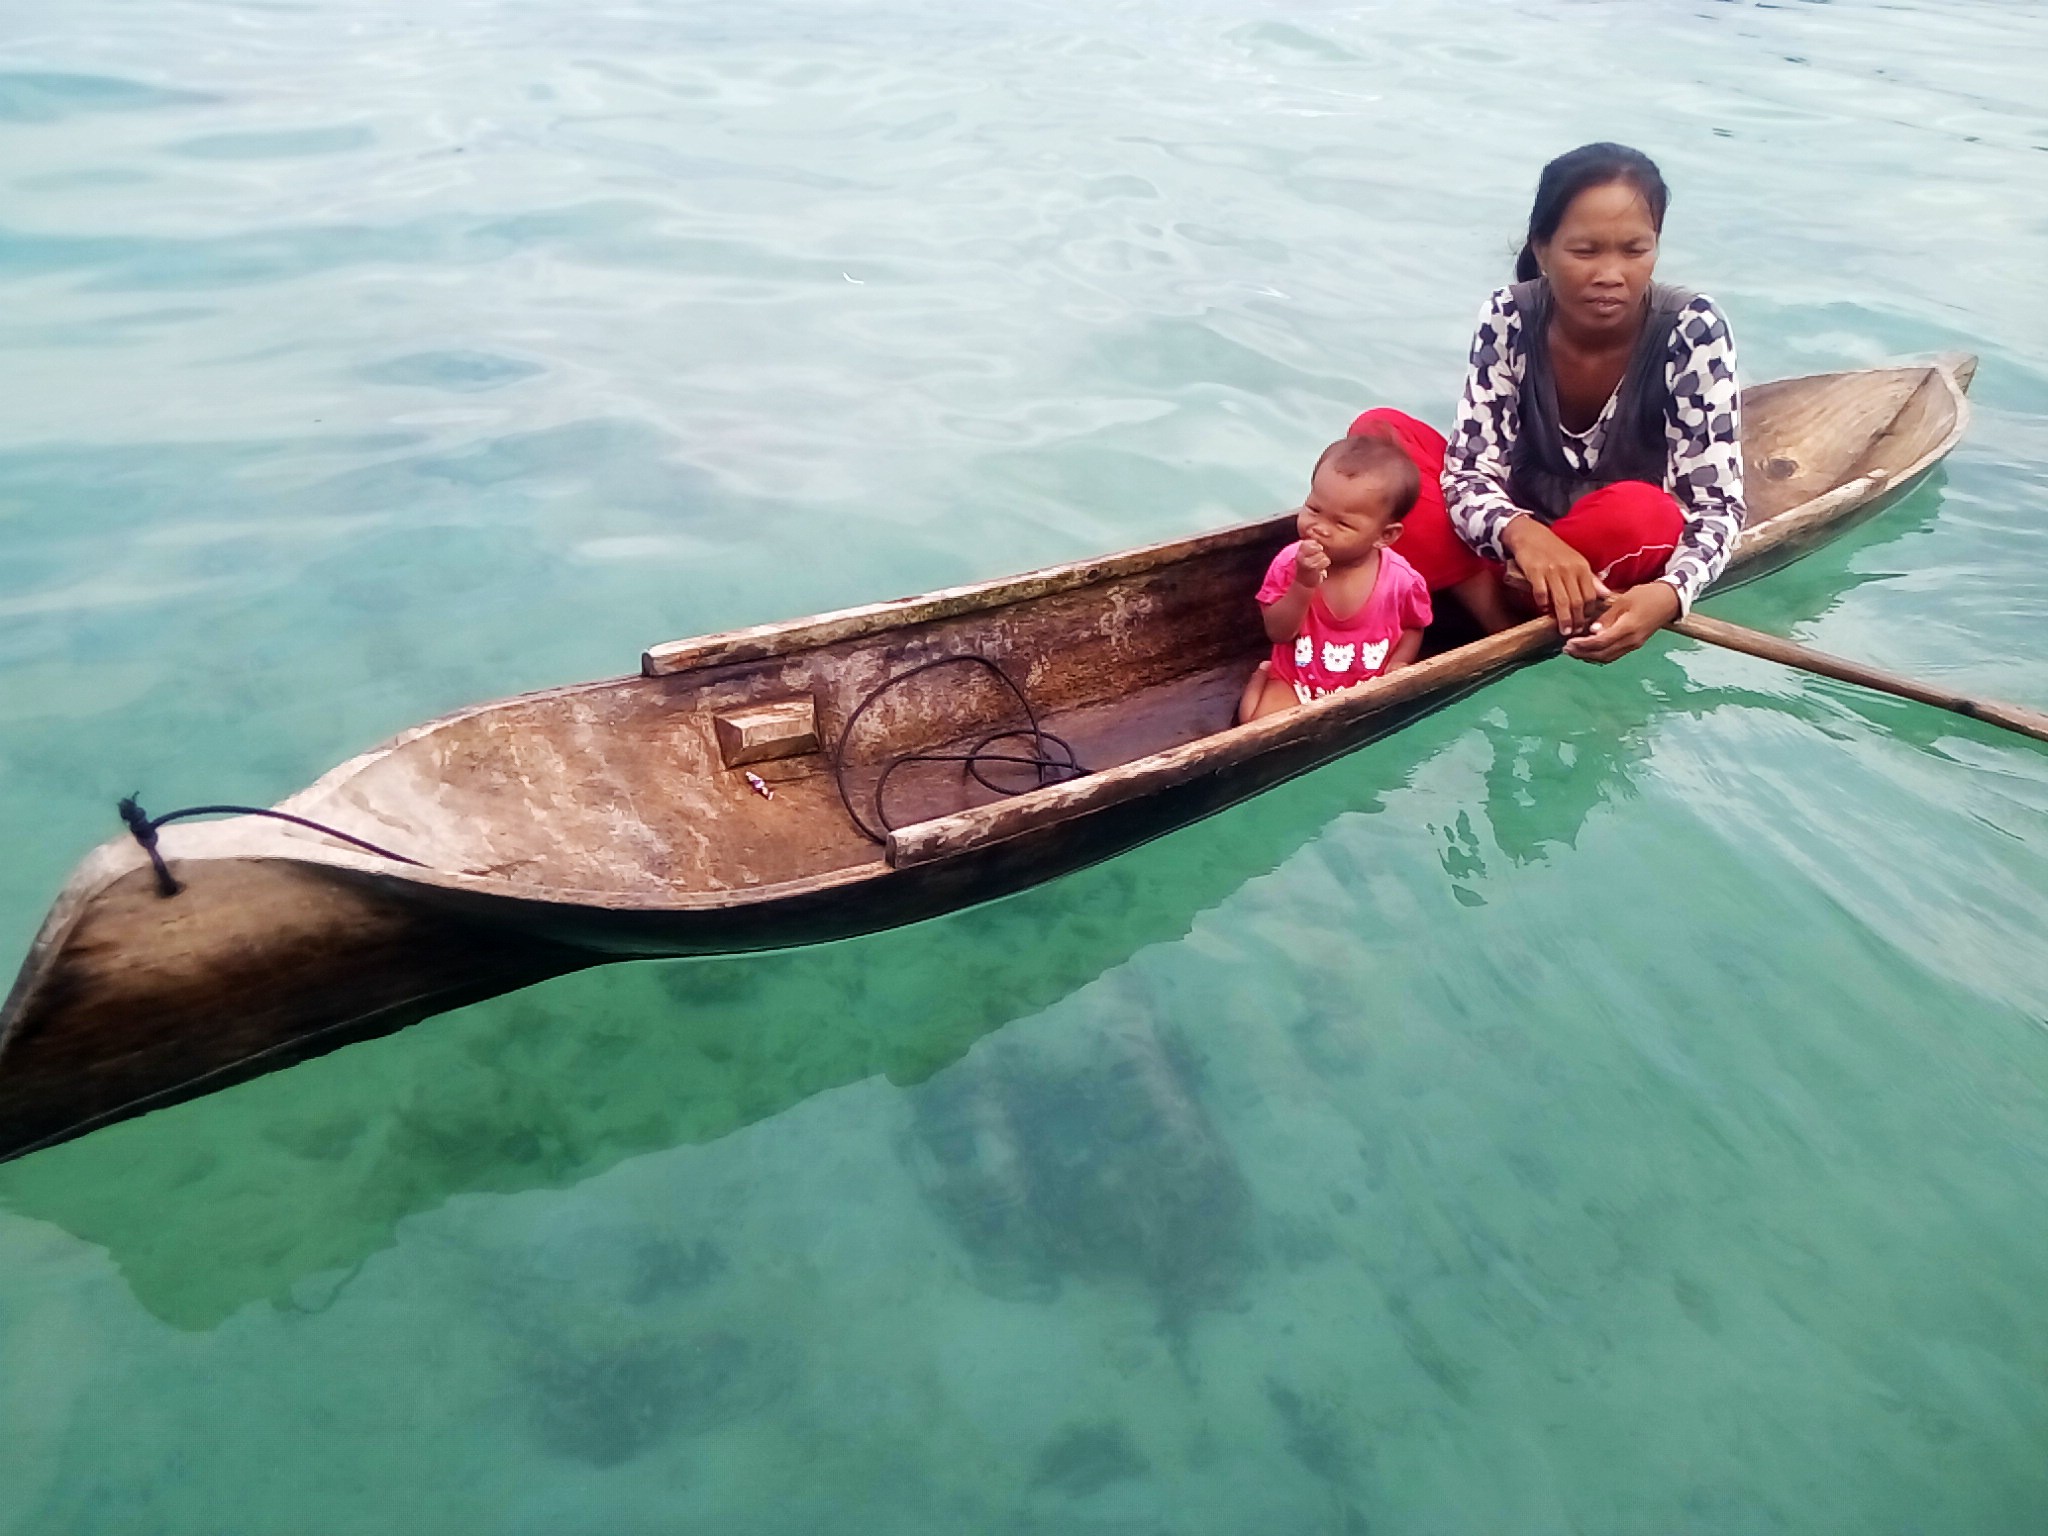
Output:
top-left (1356, 143), bottom-right (1745, 664)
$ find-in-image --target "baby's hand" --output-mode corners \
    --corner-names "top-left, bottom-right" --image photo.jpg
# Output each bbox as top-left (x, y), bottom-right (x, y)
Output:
top-left (1294, 540), bottom-right (1330, 587)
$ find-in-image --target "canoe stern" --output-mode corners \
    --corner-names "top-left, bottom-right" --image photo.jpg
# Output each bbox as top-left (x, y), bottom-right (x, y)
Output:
top-left (0, 844), bottom-right (586, 1163)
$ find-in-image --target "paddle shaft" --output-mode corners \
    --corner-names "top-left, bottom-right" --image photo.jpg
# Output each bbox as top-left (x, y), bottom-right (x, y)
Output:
top-left (1671, 613), bottom-right (2048, 746)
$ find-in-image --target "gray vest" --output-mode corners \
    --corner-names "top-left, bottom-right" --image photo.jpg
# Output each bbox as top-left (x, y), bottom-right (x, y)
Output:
top-left (1508, 278), bottom-right (1694, 522)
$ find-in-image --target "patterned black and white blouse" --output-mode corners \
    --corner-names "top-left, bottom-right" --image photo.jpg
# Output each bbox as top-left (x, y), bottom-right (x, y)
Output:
top-left (1443, 285), bottom-right (1746, 613)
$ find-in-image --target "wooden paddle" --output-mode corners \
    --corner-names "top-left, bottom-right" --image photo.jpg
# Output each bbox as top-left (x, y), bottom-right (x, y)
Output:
top-left (1669, 612), bottom-right (2048, 746)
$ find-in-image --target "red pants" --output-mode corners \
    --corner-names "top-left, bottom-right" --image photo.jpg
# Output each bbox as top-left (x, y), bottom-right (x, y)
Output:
top-left (1347, 408), bottom-right (1684, 592)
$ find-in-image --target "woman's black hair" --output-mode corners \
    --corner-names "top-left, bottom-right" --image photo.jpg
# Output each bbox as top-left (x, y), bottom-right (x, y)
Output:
top-left (1515, 143), bottom-right (1669, 281)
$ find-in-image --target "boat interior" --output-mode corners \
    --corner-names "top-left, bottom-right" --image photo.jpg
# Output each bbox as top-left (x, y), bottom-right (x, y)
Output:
top-left (280, 364), bottom-right (1961, 900)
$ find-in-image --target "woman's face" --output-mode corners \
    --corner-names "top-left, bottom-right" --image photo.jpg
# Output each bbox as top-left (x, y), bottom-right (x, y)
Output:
top-left (1534, 180), bottom-right (1660, 339)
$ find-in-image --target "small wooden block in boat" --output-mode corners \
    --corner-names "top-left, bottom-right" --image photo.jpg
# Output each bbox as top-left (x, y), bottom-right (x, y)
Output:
top-left (713, 697), bottom-right (820, 768)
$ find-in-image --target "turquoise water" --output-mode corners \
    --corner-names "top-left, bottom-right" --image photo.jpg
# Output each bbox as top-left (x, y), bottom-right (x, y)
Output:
top-left (3, 0), bottom-right (2048, 1528)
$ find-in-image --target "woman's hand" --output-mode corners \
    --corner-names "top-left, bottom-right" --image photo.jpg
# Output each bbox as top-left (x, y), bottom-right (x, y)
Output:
top-left (1501, 516), bottom-right (1606, 637)
top-left (1564, 581), bottom-right (1681, 663)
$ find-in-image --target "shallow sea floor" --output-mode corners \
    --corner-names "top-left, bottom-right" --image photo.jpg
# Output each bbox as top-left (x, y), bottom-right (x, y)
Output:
top-left (3, 1), bottom-right (2048, 1531)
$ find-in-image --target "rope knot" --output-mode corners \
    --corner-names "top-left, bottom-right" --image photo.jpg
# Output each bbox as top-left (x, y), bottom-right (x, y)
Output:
top-left (117, 795), bottom-right (182, 897)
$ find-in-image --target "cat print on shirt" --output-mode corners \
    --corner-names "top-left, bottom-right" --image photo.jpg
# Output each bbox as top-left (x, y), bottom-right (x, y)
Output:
top-left (1314, 640), bottom-right (1388, 675)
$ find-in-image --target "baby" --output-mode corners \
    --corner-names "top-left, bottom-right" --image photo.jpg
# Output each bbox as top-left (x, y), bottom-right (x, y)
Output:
top-left (1238, 433), bottom-right (1433, 724)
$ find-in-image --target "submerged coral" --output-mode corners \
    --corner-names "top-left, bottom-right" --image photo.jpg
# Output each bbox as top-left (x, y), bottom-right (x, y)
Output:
top-left (1265, 1378), bottom-right (1360, 1488)
top-left (525, 1333), bottom-right (695, 1467)
top-left (521, 1326), bottom-right (758, 1467)
top-left (906, 999), bottom-right (1255, 1338)
top-left (1031, 1418), bottom-right (1149, 1496)
top-left (624, 1236), bottom-right (729, 1305)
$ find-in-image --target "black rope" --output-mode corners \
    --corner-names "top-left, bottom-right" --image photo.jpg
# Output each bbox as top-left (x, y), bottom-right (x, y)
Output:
top-left (831, 656), bottom-right (1088, 844)
top-left (117, 796), bottom-right (180, 897)
top-left (117, 796), bottom-right (425, 899)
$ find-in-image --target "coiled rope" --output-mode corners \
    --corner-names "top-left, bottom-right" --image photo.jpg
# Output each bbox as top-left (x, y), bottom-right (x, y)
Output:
top-left (831, 656), bottom-right (1088, 844)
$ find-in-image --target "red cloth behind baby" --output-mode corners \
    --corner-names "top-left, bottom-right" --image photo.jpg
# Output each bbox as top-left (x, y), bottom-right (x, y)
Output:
top-left (1347, 407), bottom-right (1685, 592)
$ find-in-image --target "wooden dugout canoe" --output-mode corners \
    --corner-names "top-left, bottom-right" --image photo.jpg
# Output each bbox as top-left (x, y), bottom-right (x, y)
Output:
top-left (0, 355), bottom-right (1976, 1162)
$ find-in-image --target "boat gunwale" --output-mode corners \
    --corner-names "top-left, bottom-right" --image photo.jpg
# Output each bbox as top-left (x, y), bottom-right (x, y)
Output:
top-left (885, 357), bottom-right (1973, 868)
top-left (639, 512), bottom-right (1300, 678)
top-left (7, 357), bottom-right (1976, 930)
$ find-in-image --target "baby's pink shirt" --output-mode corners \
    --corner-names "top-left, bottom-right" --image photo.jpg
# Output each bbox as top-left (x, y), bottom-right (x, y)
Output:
top-left (1257, 544), bottom-right (1433, 698)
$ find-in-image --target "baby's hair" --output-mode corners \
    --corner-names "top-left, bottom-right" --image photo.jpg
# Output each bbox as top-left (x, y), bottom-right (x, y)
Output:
top-left (1311, 432), bottom-right (1420, 520)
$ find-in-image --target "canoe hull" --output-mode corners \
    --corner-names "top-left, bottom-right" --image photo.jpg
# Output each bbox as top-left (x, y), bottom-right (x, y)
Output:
top-left (0, 855), bottom-right (590, 1161)
top-left (0, 651), bottom-right (1515, 1164)
top-left (0, 358), bottom-right (1977, 1161)
top-left (340, 429), bottom-right (1952, 965)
